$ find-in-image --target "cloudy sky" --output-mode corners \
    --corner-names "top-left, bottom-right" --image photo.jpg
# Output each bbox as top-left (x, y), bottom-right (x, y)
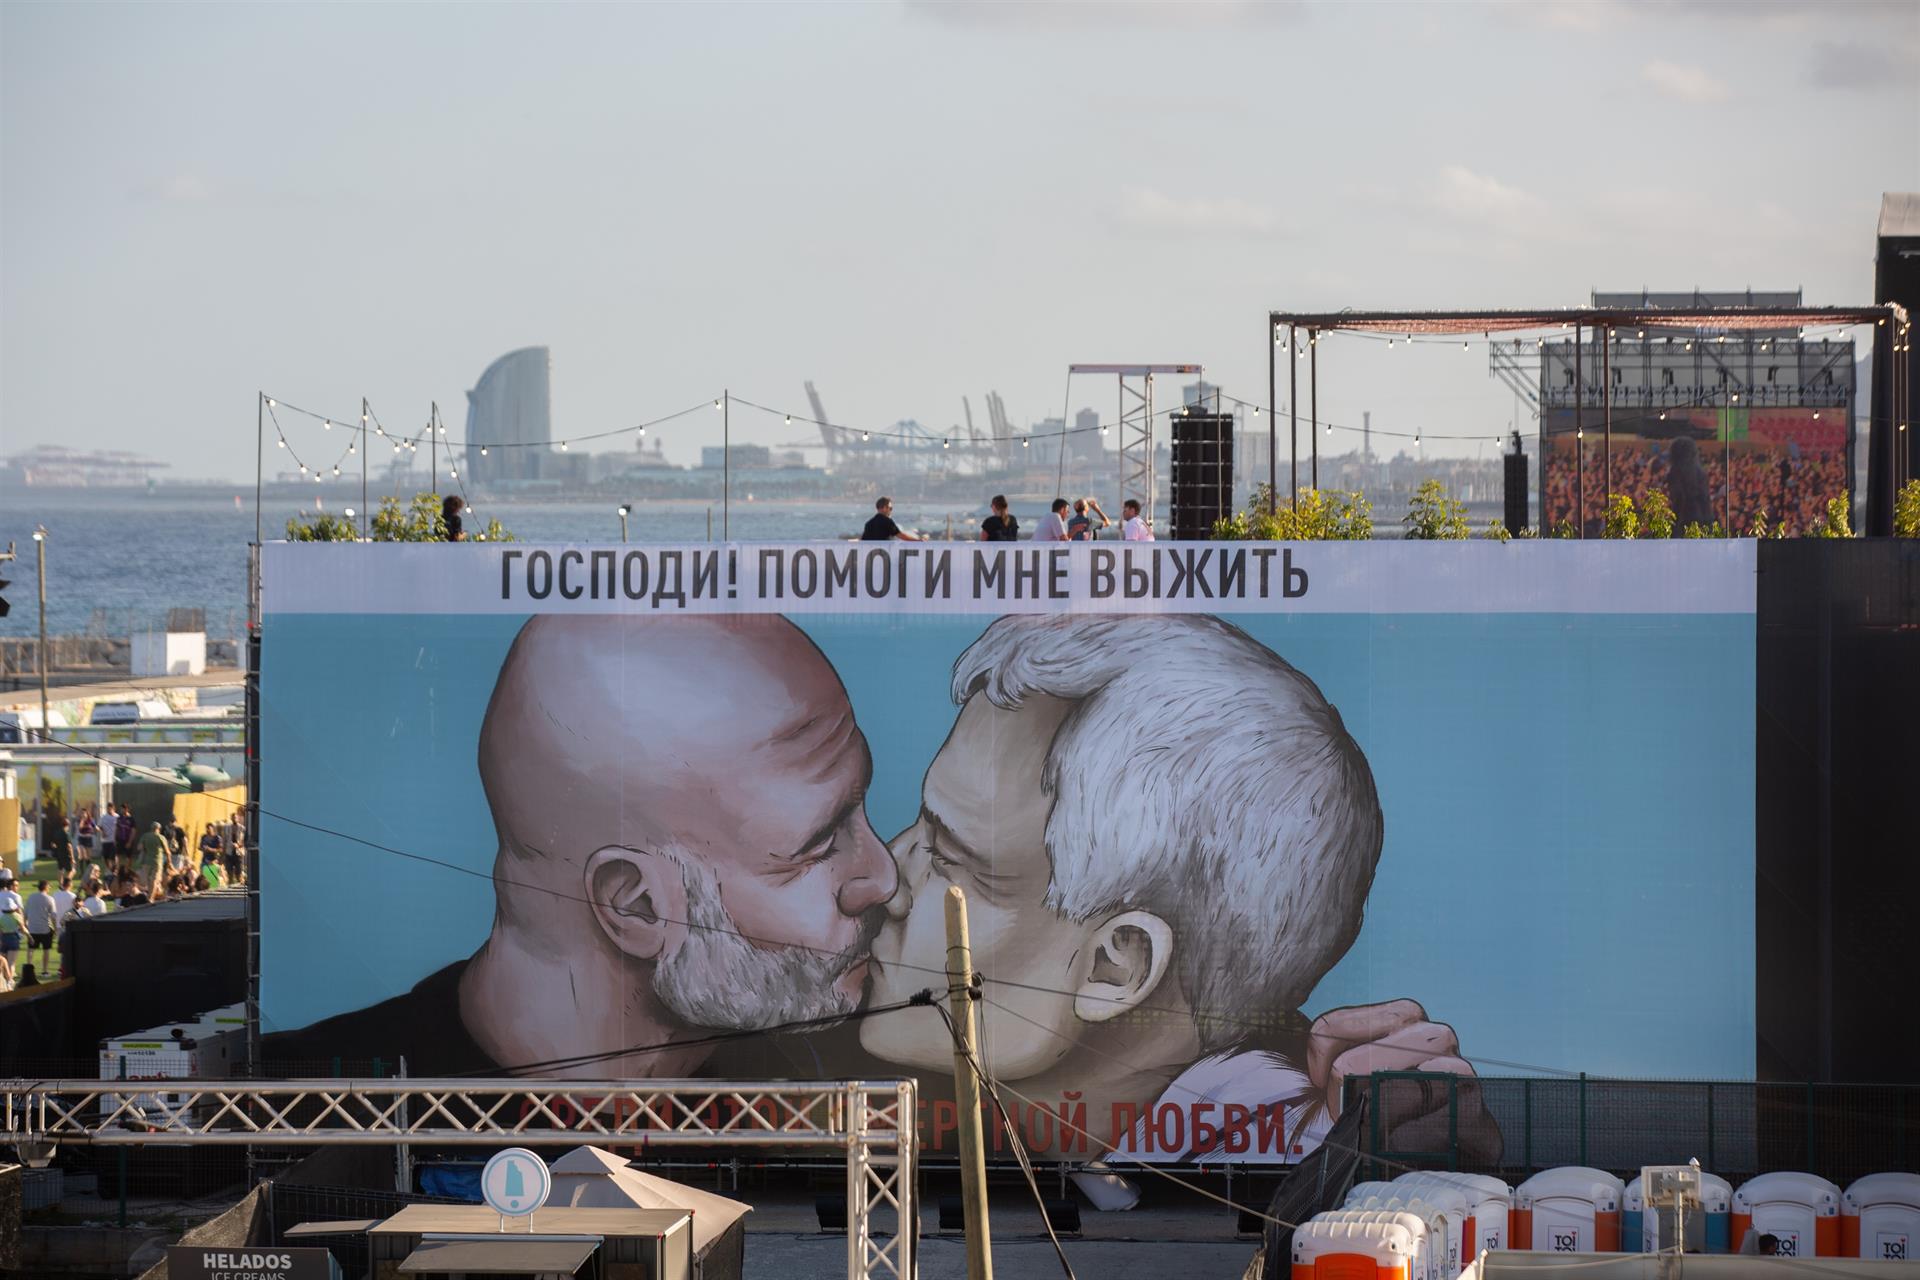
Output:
top-left (3, 0), bottom-right (1915, 478)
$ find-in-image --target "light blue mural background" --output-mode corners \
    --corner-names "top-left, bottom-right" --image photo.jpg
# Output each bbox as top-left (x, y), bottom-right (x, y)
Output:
top-left (261, 608), bottom-right (1755, 1078)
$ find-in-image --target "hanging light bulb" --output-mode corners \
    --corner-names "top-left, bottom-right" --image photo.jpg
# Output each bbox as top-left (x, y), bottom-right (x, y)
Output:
top-left (450, 468), bottom-right (458, 479)
top-left (784, 414), bottom-right (792, 425)
top-left (314, 473), bottom-right (322, 484)
top-left (276, 438), bottom-right (286, 449)
top-left (1659, 411), bottom-right (1667, 421)
top-left (376, 426), bottom-right (385, 437)
top-left (1324, 422), bottom-right (1331, 436)
top-left (1022, 437), bottom-right (1030, 448)
top-left (323, 420), bottom-right (331, 430)
top-left (561, 441), bottom-right (569, 451)
top-left (266, 398), bottom-right (275, 407)
top-left (298, 463), bottom-right (307, 473)
top-left (1462, 340), bottom-right (1469, 351)
top-left (637, 427), bottom-right (646, 437)
top-left (942, 438), bottom-right (950, 449)
top-left (480, 446), bottom-right (488, 455)
top-left (1387, 338), bottom-right (1394, 348)
top-left (348, 442), bottom-right (356, 454)
top-left (1100, 424), bottom-right (1109, 435)
top-left (861, 431), bottom-right (870, 442)
top-left (332, 465), bottom-right (341, 476)
top-left (1813, 412), bottom-right (1821, 421)
top-left (1415, 431), bottom-right (1422, 447)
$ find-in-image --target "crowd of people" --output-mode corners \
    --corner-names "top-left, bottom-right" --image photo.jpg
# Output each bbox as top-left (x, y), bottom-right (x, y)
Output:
top-left (0, 808), bottom-right (247, 990)
top-left (1542, 437), bottom-right (1850, 535)
top-left (861, 494), bottom-right (1156, 542)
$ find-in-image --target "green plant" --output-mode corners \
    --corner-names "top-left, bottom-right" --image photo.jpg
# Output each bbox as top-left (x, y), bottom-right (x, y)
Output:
top-left (1402, 479), bottom-right (1471, 540)
top-left (284, 511), bottom-right (361, 542)
top-left (1483, 518), bottom-right (1511, 543)
top-left (1214, 486), bottom-right (1373, 541)
top-left (1602, 493), bottom-right (1638, 540)
top-left (1812, 493), bottom-right (1852, 538)
top-left (1682, 520), bottom-right (1728, 539)
top-left (1550, 519), bottom-right (1577, 539)
top-left (1640, 490), bottom-right (1676, 539)
top-left (1895, 479), bottom-right (1920, 538)
top-left (370, 493), bottom-right (514, 543)
top-left (1745, 507), bottom-right (1770, 539)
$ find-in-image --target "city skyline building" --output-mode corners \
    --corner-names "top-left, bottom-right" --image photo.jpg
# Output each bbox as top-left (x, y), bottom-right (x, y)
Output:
top-left (464, 346), bottom-right (553, 485)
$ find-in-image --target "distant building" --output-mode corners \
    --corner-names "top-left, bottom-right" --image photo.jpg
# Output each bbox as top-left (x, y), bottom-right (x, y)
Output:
top-left (701, 444), bottom-right (772, 469)
top-left (0, 445), bottom-right (169, 489)
top-left (465, 347), bottom-right (552, 485)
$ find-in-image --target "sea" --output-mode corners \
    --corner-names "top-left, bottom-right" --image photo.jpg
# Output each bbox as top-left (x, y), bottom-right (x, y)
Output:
top-left (2, 490), bottom-right (988, 638)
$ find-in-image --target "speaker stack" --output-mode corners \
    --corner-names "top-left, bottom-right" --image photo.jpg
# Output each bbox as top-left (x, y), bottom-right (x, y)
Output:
top-left (1169, 410), bottom-right (1235, 540)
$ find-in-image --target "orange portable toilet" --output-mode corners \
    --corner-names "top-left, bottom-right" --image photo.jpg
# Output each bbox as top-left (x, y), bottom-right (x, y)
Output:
top-left (1841, 1172), bottom-right (1920, 1261)
top-left (1396, 1171), bottom-right (1510, 1262)
top-left (1512, 1167), bottom-right (1624, 1253)
top-left (1732, 1171), bottom-right (1842, 1258)
top-left (1291, 1211), bottom-right (1425, 1280)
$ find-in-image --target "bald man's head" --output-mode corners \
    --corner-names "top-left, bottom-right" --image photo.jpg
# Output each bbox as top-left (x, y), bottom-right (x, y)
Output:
top-left (472, 613), bottom-right (898, 1024)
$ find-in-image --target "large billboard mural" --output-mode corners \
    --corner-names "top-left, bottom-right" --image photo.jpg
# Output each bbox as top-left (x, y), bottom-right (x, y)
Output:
top-left (258, 541), bottom-right (1757, 1166)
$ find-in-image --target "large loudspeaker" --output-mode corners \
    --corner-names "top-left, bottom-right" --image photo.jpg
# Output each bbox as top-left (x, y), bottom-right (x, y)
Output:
top-left (1170, 411), bottom-right (1234, 540)
top-left (1504, 450), bottom-right (1529, 535)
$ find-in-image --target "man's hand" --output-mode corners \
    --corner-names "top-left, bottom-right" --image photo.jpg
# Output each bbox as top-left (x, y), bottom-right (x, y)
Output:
top-left (1307, 998), bottom-right (1503, 1165)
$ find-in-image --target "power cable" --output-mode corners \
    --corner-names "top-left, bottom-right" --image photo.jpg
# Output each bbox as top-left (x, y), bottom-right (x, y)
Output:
top-left (935, 1001), bottom-right (1079, 1280)
top-left (34, 729), bottom-right (1612, 1082)
top-left (448, 996), bottom-right (932, 1080)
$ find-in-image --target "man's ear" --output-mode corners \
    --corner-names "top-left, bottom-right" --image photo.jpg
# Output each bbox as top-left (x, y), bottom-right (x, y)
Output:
top-left (1073, 910), bottom-right (1173, 1024)
top-left (583, 846), bottom-right (687, 962)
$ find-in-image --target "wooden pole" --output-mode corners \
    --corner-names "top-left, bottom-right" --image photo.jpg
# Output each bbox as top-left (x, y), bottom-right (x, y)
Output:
top-left (945, 886), bottom-right (994, 1280)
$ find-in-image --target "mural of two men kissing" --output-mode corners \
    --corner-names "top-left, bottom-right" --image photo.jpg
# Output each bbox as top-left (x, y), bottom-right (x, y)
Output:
top-left (266, 610), bottom-right (1501, 1170)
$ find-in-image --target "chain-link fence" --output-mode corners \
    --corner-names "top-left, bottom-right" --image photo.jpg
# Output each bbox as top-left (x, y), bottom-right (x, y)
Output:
top-left (1349, 1072), bottom-right (1920, 1187)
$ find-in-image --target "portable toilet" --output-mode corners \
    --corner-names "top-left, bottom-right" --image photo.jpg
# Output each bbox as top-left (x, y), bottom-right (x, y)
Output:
top-left (1346, 1195), bottom-right (1453, 1280)
top-left (1373, 1181), bottom-right (1472, 1277)
top-left (1841, 1172), bottom-right (1920, 1261)
top-left (1398, 1171), bottom-right (1510, 1261)
top-left (1292, 1210), bottom-right (1424, 1280)
top-left (1622, 1168), bottom-right (1733, 1253)
top-left (1732, 1171), bottom-right (1841, 1258)
top-left (1512, 1167), bottom-right (1623, 1253)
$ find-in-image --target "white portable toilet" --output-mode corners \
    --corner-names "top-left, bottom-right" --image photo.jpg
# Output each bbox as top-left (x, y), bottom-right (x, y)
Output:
top-left (1373, 1181), bottom-right (1471, 1277)
top-left (1512, 1166), bottom-right (1624, 1253)
top-left (1399, 1170), bottom-right (1511, 1261)
top-left (1291, 1211), bottom-right (1424, 1280)
top-left (1348, 1196), bottom-right (1453, 1280)
top-left (1732, 1171), bottom-right (1842, 1258)
top-left (1842, 1172), bottom-right (1920, 1261)
top-left (1622, 1167), bottom-right (1733, 1253)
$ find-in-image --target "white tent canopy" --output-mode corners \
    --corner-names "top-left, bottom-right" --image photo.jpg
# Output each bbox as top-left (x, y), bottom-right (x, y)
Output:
top-left (547, 1146), bottom-right (751, 1258)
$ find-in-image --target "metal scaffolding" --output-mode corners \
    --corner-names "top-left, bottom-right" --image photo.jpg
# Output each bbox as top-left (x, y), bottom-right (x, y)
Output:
top-left (4, 1076), bottom-right (918, 1280)
top-left (1070, 363), bottom-right (1201, 531)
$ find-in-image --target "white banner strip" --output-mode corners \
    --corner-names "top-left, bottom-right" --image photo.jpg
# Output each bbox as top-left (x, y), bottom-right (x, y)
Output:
top-left (261, 540), bottom-right (1757, 617)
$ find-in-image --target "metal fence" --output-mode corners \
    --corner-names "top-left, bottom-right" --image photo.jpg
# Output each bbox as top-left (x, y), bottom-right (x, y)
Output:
top-left (1350, 1072), bottom-right (1920, 1186)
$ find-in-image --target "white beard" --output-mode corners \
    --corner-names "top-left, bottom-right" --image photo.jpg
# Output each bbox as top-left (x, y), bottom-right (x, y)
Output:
top-left (652, 857), bottom-right (871, 1031)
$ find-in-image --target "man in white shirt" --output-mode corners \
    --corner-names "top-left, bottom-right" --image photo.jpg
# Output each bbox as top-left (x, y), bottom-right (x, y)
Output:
top-left (23, 879), bottom-right (57, 971)
top-left (1032, 498), bottom-right (1071, 541)
top-left (1121, 498), bottom-right (1155, 541)
top-left (0, 872), bottom-right (22, 982)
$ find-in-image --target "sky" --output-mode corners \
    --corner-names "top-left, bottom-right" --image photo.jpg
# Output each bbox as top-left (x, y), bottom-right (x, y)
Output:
top-left (3, 0), bottom-right (1916, 480)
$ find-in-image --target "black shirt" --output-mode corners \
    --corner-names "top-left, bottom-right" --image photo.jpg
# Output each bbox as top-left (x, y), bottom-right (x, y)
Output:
top-left (262, 961), bottom-right (497, 1076)
top-left (861, 513), bottom-right (900, 541)
top-left (444, 512), bottom-right (464, 542)
top-left (980, 514), bottom-right (1019, 542)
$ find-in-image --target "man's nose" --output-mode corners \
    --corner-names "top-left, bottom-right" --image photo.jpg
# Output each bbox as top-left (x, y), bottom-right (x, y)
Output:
top-left (835, 817), bottom-right (898, 919)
